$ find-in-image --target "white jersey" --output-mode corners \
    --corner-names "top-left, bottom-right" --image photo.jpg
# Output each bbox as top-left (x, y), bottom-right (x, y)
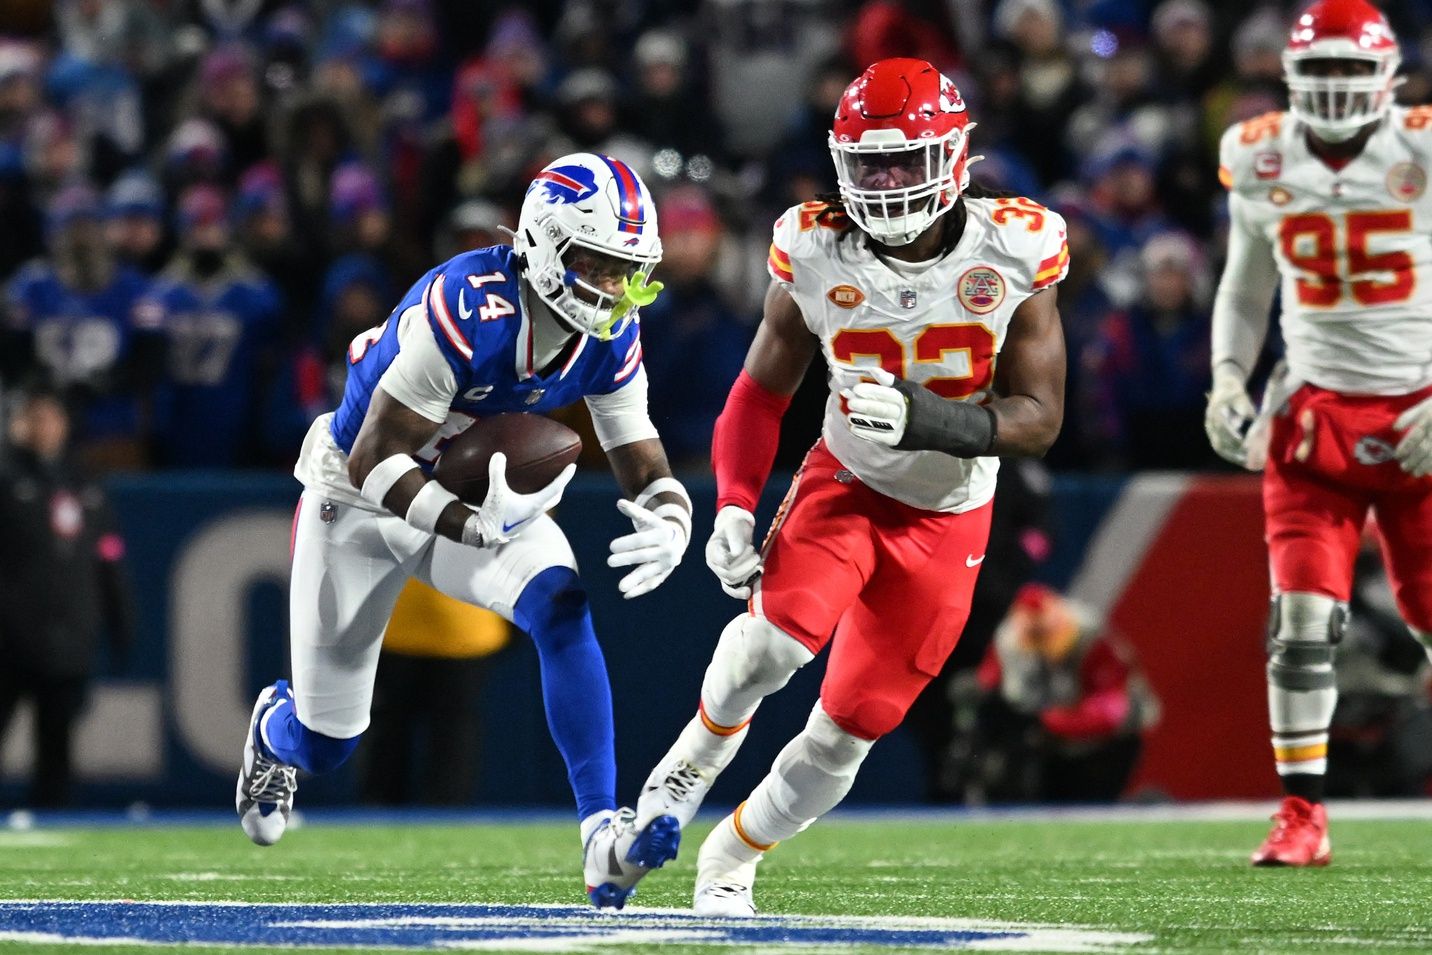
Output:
top-left (768, 197), bottom-right (1068, 513)
top-left (1218, 107), bottom-right (1432, 395)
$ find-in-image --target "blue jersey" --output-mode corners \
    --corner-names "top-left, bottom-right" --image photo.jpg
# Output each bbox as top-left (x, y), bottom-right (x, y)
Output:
top-left (330, 246), bottom-right (643, 464)
top-left (143, 259), bottom-right (283, 467)
top-left (4, 260), bottom-right (156, 439)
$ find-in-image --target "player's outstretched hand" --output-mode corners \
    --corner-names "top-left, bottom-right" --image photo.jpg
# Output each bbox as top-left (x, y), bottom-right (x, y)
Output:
top-left (1205, 366), bottom-right (1257, 468)
top-left (705, 506), bottom-right (760, 599)
top-left (468, 452), bottom-right (576, 548)
top-left (607, 498), bottom-right (690, 599)
top-left (840, 367), bottom-right (908, 446)
top-left (1394, 394), bottom-right (1432, 477)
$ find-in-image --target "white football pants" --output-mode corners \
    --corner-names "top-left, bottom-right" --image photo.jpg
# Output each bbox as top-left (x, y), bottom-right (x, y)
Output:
top-left (287, 488), bottom-right (577, 738)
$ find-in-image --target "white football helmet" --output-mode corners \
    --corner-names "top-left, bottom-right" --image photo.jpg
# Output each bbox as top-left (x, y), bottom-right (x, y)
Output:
top-left (515, 153), bottom-right (662, 340)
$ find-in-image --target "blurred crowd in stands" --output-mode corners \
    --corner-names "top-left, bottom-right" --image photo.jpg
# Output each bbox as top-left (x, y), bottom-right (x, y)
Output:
top-left (5, 0), bottom-right (1432, 474)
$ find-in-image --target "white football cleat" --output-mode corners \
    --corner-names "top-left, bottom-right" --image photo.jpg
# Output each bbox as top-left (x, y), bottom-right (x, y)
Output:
top-left (637, 757), bottom-right (713, 832)
top-left (583, 807), bottom-right (680, 909)
top-left (236, 681), bottom-right (298, 847)
top-left (693, 834), bottom-right (758, 917)
top-left (693, 867), bottom-right (758, 917)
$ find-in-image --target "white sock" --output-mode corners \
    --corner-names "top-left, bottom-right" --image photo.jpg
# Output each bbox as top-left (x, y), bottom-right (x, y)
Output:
top-left (579, 809), bottom-right (613, 847)
top-left (734, 703), bottom-right (873, 849)
top-left (668, 713), bottom-right (750, 776)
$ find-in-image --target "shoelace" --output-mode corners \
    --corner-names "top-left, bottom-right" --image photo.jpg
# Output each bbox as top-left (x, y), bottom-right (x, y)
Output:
top-left (662, 763), bottom-right (705, 800)
top-left (704, 881), bottom-right (752, 902)
top-left (1266, 807), bottom-right (1311, 845)
top-left (248, 757), bottom-right (297, 804)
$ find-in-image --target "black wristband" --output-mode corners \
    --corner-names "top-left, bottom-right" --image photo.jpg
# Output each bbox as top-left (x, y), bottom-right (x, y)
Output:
top-left (891, 378), bottom-right (997, 457)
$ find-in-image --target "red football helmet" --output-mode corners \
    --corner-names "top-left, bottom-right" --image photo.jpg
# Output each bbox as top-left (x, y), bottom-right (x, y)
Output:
top-left (1283, 0), bottom-right (1401, 142)
top-left (829, 58), bottom-right (977, 246)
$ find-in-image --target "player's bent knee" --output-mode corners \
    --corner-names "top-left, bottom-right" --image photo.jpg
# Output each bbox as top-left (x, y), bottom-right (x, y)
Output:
top-left (1267, 592), bottom-right (1342, 690)
top-left (514, 566), bottom-right (592, 647)
top-left (717, 614), bottom-right (815, 693)
top-left (806, 704), bottom-right (876, 766)
top-left (820, 696), bottom-right (904, 741)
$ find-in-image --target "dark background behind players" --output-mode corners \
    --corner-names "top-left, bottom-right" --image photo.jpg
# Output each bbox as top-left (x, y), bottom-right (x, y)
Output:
top-left (0, 380), bottom-right (133, 807)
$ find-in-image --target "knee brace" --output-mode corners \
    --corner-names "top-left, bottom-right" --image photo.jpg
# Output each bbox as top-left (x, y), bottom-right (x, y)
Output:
top-left (701, 614), bottom-right (815, 722)
top-left (1266, 592), bottom-right (1343, 692)
top-left (1266, 592), bottom-right (1342, 745)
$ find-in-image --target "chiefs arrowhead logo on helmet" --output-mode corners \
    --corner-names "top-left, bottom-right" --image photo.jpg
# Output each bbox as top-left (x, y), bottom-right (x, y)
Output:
top-left (829, 58), bottom-right (977, 247)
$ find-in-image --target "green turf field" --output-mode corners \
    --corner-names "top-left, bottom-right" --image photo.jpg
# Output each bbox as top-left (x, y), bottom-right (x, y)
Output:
top-left (2, 812), bottom-right (1431, 953)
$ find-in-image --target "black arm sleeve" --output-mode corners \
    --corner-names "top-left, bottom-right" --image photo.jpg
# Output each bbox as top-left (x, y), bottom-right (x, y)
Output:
top-left (892, 378), bottom-right (997, 458)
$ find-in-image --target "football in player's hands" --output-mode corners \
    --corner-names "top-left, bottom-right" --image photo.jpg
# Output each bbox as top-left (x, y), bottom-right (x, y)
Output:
top-left (433, 414), bottom-right (582, 504)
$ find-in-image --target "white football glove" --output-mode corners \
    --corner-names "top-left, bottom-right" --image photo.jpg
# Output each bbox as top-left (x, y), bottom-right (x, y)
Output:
top-left (840, 366), bottom-right (907, 446)
top-left (1395, 394), bottom-right (1432, 477)
top-left (705, 505), bottom-right (760, 599)
top-left (1205, 365), bottom-right (1258, 468)
top-left (607, 498), bottom-right (690, 599)
top-left (467, 451), bottom-right (575, 548)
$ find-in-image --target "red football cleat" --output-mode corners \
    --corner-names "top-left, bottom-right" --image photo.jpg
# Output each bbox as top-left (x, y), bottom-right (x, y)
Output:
top-left (1251, 796), bottom-right (1331, 867)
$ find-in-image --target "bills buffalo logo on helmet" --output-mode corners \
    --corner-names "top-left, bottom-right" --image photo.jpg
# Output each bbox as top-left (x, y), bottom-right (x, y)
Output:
top-left (958, 266), bottom-right (1005, 314)
top-left (529, 165), bottom-right (600, 205)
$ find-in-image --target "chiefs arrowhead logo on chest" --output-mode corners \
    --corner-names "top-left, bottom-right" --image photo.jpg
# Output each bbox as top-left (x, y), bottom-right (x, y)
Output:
top-left (957, 266), bottom-right (1006, 315)
top-left (826, 284), bottom-right (865, 309)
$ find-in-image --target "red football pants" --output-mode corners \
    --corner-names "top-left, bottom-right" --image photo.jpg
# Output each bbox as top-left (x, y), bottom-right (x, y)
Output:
top-left (1264, 383), bottom-right (1432, 631)
top-left (750, 441), bottom-right (992, 740)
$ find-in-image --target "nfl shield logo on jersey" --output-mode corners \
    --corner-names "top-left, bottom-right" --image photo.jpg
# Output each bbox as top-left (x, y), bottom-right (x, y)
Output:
top-left (319, 502), bottom-right (337, 524)
top-left (957, 266), bottom-right (1006, 315)
top-left (899, 289), bottom-right (917, 309)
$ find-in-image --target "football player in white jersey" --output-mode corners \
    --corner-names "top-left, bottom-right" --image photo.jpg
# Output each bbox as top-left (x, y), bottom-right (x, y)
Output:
top-left (623, 58), bottom-right (1069, 914)
top-left (1207, 0), bottom-right (1432, 867)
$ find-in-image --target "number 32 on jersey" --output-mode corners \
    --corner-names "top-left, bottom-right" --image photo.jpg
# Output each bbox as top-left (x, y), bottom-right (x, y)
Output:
top-left (831, 324), bottom-right (995, 399)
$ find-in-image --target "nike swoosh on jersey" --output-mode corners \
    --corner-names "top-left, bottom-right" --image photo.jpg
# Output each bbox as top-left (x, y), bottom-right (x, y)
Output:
top-left (458, 289), bottom-right (473, 320)
top-left (965, 554), bottom-right (985, 567)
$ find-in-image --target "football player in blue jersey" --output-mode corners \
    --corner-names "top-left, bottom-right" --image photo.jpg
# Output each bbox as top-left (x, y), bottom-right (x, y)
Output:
top-left (234, 153), bottom-right (691, 909)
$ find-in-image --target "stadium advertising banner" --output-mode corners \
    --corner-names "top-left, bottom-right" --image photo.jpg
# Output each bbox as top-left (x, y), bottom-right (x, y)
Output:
top-left (0, 472), bottom-right (1276, 807)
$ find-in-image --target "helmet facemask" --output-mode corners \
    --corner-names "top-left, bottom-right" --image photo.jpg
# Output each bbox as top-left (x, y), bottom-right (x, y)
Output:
top-left (520, 214), bottom-right (660, 341)
top-left (829, 126), bottom-right (971, 246)
top-left (1284, 50), bottom-right (1400, 142)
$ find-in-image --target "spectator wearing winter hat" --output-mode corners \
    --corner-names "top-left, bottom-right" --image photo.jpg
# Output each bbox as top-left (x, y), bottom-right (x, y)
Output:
top-left (636, 186), bottom-right (749, 468)
top-left (162, 117), bottom-right (228, 194)
top-left (0, 43), bottom-right (45, 280)
top-left (141, 184), bottom-right (282, 467)
top-left (433, 199), bottom-right (508, 262)
top-left (1085, 231), bottom-right (1218, 471)
top-left (233, 162), bottom-right (306, 337)
top-left (196, 44), bottom-right (268, 177)
top-left (105, 169), bottom-right (168, 274)
top-left (3, 183), bottom-right (160, 471)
